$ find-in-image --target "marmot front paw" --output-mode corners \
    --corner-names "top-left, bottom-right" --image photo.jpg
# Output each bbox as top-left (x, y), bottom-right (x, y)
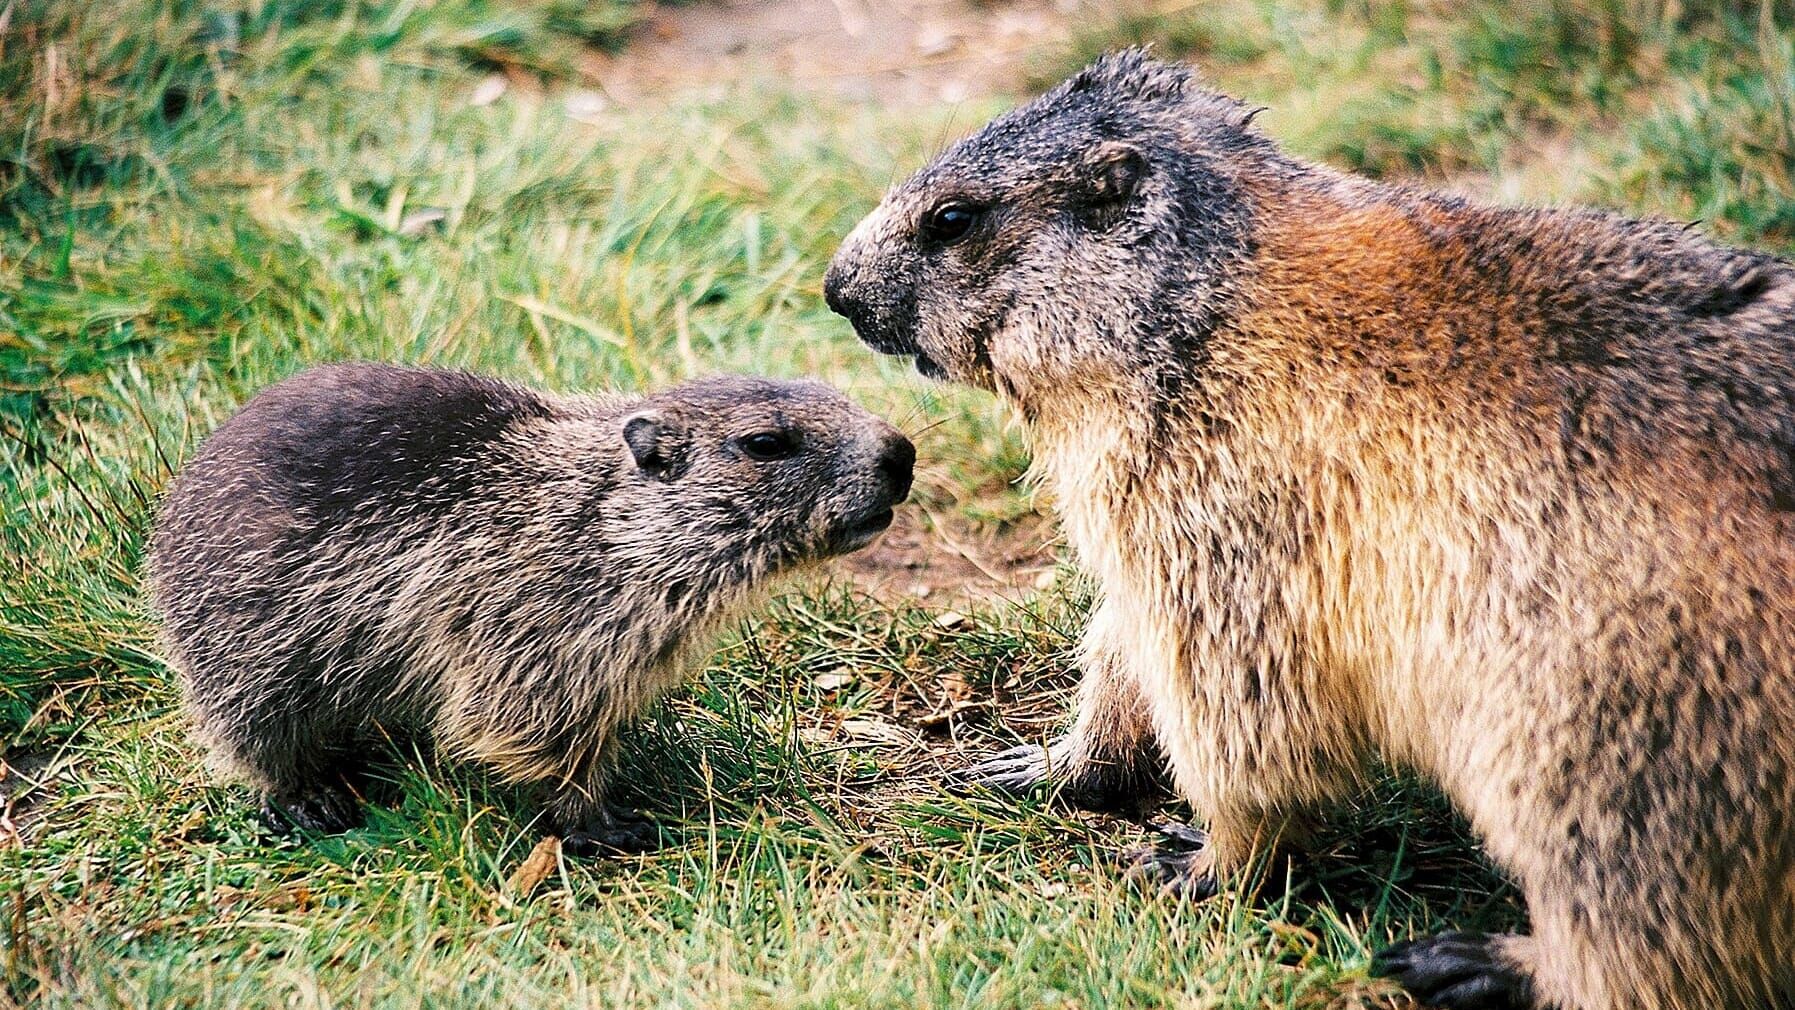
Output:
top-left (955, 737), bottom-right (1164, 815)
top-left (560, 805), bottom-right (664, 858)
top-left (1119, 822), bottom-right (1218, 900)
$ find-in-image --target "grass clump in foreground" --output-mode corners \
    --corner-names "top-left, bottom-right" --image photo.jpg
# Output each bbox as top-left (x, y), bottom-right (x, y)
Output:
top-left (3, 0), bottom-right (1787, 1007)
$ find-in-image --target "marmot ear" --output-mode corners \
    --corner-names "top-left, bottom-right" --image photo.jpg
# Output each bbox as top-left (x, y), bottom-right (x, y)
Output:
top-left (622, 409), bottom-right (689, 480)
top-left (1078, 142), bottom-right (1147, 223)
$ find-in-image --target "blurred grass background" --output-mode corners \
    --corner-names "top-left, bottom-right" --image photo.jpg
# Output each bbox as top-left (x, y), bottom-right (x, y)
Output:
top-left (2, 1), bottom-right (1789, 1007)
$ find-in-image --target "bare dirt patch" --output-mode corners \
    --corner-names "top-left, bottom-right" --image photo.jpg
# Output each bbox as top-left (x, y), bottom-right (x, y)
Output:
top-left (838, 504), bottom-right (1059, 604)
top-left (0, 747), bottom-right (63, 846)
top-left (590, 0), bottom-right (1079, 105)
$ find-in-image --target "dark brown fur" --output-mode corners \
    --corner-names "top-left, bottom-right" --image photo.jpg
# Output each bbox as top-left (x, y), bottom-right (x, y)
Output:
top-left (149, 363), bottom-right (912, 855)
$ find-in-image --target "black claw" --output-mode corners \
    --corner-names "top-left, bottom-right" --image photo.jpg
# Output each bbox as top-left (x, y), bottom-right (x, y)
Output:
top-left (560, 805), bottom-right (664, 858)
top-left (951, 738), bottom-right (1164, 814)
top-left (1119, 822), bottom-right (1217, 900)
top-left (262, 784), bottom-right (362, 835)
top-left (1152, 821), bottom-right (1209, 850)
top-left (950, 743), bottom-right (1053, 796)
top-left (1373, 932), bottom-right (1535, 1010)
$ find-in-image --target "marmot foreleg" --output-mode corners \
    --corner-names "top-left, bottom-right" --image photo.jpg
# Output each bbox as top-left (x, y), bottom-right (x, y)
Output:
top-left (963, 598), bottom-right (1168, 812)
top-left (542, 765), bottom-right (661, 857)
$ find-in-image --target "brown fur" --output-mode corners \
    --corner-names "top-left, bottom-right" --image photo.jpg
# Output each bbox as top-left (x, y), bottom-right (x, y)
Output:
top-left (826, 51), bottom-right (1795, 1010)
top-left (149, 363), bottom-right (913, 853)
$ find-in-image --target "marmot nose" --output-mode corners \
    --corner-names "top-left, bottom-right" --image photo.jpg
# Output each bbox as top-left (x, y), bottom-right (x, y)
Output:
top-left (878, 433), bottom-right (916, 502)
top-left (825, 248), bottom-right (920, 355)
top-left (823, 261), bottom-right (859, 321)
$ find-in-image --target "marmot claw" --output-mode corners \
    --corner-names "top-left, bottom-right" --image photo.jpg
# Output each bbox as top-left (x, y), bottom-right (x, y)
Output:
top-left (1119, 822), bottom-right (1217, 900)
top-left (955, 737), bottom-right (1162, 815)
top-left (954, 741), bottom-right (1059, 795)
top-left (1372, 932), bottom-right (1536, 1010)
top-left (561, 806), bottom-right (663, 858)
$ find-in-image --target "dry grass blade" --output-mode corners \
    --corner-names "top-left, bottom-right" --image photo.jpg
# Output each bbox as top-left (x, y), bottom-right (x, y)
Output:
top-left (503, 835), bottom-right (562, 901)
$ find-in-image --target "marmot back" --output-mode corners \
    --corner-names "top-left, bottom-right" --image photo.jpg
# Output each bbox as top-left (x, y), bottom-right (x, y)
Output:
top-left (827, 50), bottom-right (1795, 1010)
top-left (149, 363), bottom-right (913, 855)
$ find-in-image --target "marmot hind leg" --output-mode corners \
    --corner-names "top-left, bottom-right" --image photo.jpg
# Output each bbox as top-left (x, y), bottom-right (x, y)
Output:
top-left (189, 676), bottom-right (371, 835)
top-left (253, 747), bottom-right (370, 835)
top-left (263, 777), bottom-right (364, 835)
top-left (559, 803), bottom-right (663, 858)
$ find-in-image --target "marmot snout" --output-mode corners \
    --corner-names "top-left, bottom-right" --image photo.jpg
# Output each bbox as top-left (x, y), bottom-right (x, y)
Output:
top-left (149, 362), bottom-right (912, 855)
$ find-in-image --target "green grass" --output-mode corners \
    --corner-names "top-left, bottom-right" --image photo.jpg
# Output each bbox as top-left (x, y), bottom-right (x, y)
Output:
top-left (2, 0), bottom-right (1786, 1006)
top-left (1036, 0), bottom-right (1795, 246)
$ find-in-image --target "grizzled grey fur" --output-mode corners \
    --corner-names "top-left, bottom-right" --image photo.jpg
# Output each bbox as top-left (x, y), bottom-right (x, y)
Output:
top-left (150, 363), bottom-right (912, 856)
top-left (828, 50), bottom-right (1795, 1010)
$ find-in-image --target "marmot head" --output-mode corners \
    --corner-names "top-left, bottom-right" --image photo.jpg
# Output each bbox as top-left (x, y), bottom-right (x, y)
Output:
top-left (825, 50), bottom-right (1268, 407)
top-left (612, 376), bottom-right (914, 564)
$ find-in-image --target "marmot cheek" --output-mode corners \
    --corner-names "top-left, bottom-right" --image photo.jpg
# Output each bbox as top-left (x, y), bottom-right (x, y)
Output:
top-left (981, 334), bottom-right (1038, 404)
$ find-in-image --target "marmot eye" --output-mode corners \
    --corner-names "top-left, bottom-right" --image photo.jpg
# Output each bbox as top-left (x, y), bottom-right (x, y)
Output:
top-left (921, 202), bottom-right (981, 245)
top-left (738, 431), bottom-right (799, 461)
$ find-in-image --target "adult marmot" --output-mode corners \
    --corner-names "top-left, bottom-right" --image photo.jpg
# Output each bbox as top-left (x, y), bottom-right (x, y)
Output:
top-left (826, 50), bottom-right (1795, 1010)
top-left (149, 363), bottom-right (913, 856)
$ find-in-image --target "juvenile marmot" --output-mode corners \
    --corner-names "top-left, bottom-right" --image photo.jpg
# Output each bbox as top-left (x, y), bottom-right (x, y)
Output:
top-left (826, 50), bottom-right (1795, 1010)
top-left (149, 363), bottom-right (913, 855)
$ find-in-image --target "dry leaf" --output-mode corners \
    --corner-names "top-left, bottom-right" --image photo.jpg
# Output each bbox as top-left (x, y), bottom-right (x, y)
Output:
top-left (841, 719), bottom-right (908, 745)
top-left (933, 610), bottom-right (967, 630)
top-left (940, 671), bottom-right (973, 703)
top-left (469, 75), bottom-right (507, 107)
top-left (505, 835), bottom-right (561, 898)
top-left (815, 672), bottom-right (855, 691)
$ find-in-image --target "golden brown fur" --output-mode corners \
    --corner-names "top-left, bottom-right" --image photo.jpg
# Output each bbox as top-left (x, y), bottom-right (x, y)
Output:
top-left (826, 51), bottom-right (1795, 1010)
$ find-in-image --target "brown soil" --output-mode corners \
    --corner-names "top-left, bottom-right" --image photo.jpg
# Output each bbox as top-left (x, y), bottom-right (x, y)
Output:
top-left (590, 0), bottom-right (1080, 105)
top-left (0, 746), bottom-right (62, 846)
top-left (837, 504), bottom-right (1059, 604)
